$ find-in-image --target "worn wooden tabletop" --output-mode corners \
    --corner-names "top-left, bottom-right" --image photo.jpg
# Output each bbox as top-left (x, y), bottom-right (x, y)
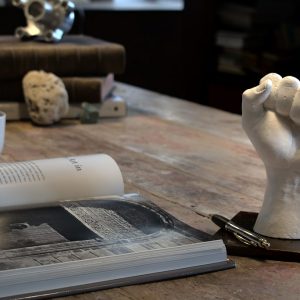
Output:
top-left (2, 83), bottom-right (300, 299)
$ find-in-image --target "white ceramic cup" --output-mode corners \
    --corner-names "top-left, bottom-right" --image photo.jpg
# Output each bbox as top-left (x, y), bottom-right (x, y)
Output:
top-left (0, 111), bottom-right (6, 153)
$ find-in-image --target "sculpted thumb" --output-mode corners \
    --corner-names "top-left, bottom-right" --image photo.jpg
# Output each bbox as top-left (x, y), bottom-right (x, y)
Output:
top-left (242, 79), bottom-right (272, 112)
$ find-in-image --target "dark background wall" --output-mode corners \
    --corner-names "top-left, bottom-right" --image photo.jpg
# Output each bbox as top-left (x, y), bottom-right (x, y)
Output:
top-left (208, 0), bottom-right (300, 114)
top-left (1, 0), bottom-right (300, 115)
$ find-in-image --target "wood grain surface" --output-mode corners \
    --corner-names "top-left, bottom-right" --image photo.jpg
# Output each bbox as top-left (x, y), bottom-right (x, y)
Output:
top-left (2, 83), bottom-right (300, 300)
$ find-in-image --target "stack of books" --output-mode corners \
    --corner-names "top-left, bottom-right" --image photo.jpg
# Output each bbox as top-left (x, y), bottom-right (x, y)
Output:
top-left (0, 35), bottom-right (126, 120)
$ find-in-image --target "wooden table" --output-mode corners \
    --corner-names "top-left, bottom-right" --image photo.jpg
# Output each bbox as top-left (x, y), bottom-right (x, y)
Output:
top-left (2, 83), bottom-right (300, 299)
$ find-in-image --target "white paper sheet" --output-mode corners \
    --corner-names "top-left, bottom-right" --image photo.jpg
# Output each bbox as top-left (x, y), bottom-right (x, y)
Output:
top-left (0, 154), bottom-right (124, 210)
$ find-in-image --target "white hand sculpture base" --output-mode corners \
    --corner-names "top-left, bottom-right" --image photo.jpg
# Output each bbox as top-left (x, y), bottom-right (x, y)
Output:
top-left (242, 73), bottom-right (300, 239)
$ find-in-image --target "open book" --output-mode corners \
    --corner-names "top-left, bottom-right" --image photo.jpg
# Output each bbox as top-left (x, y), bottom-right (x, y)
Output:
top-left (0, 154), bottom-right (234, 299)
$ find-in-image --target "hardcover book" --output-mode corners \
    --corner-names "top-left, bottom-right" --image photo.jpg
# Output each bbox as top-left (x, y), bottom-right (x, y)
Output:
top-left (0, 73), bottom-right (115, 103)
top-left (0, 93), bottom-right (127, 120)
top-left (0, 154), bottom-right (234, 299)
top-left (0, 35), bottom-right (126, 79)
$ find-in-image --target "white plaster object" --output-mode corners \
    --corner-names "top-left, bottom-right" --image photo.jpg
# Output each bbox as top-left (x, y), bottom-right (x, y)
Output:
top-left (23, 70), bottom-right (69, 125)
top-left (242, 73), bottom-right (300, 238)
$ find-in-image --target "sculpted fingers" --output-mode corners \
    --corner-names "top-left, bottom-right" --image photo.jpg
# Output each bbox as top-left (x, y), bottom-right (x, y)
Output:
top-left (290, 90), bottom-right (300, 125)
top-left (259, 73), bottom-right (282, 84)
top-left (260, 73), bottom-right (282, 110)
top-left (242, 79), bottom-right (272, 112)
top-left (258, 74), bottom-right (300, 122)
top-left (242, 79), bottom-right (272, 129)
top-left (275, 76), bottom-right (300, 116)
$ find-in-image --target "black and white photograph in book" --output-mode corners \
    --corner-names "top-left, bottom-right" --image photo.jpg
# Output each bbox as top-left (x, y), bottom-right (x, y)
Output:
top-left (0, 195), bottom-right (212, 272)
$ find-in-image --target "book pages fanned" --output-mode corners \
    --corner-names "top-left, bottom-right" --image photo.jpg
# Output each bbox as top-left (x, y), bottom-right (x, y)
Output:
top-left (0, 155), bottom-right (234, 298)
top-left (0, 154), bottom-right (124, 210)
top-left (0, 193), bottom-right (233, 298)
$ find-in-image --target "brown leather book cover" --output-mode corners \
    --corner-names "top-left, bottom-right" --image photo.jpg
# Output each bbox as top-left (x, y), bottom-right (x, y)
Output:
top-left (63, 74), bottom-right (115, 103)
top-left (0, 35), bottom-right (125, 79)
top-left (0, 74), bottom-right (114, 103)
top-left (214, 211), bottom-right (300, 261)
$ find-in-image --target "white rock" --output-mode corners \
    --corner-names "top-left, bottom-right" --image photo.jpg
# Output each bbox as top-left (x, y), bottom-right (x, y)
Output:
top-left (22, 71), bottom-right (69, 125)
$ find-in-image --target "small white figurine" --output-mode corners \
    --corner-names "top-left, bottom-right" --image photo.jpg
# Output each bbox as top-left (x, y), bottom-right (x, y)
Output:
top-left (242, 73), bottom-right (300, 238)
top-left (23, 70), bottom-right (69, 125)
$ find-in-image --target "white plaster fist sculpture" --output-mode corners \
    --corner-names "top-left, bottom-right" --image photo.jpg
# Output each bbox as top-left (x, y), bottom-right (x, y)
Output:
top-left (242, 73), bottom-right (300, 238)
top-left (23, 70), bottom-right (69, 125)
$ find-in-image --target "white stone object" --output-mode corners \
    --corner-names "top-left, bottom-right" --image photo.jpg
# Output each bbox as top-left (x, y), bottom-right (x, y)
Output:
top-left (242, 73), bottom-right (300, 238)
top-left (23, 70), bottom-right (69, 125)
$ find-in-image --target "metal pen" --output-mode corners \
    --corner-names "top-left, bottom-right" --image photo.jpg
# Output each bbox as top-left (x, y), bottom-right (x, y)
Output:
top-left (192, 208), bottom-right (270, 249)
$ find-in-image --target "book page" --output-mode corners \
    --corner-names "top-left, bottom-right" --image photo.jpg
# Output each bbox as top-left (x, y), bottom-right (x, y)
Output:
top-left (0, 194), bottom-right (211, 272)
top-left (0, 154), bottom-right (124, 210)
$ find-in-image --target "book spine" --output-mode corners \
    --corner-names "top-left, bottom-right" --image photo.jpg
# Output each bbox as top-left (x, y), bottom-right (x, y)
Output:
top-left (63, 74), bottom-right (114, 103)
top-left (0, 45), bottom-right (125, 80)
top-left (0, 75), bottom-right (114, 103)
